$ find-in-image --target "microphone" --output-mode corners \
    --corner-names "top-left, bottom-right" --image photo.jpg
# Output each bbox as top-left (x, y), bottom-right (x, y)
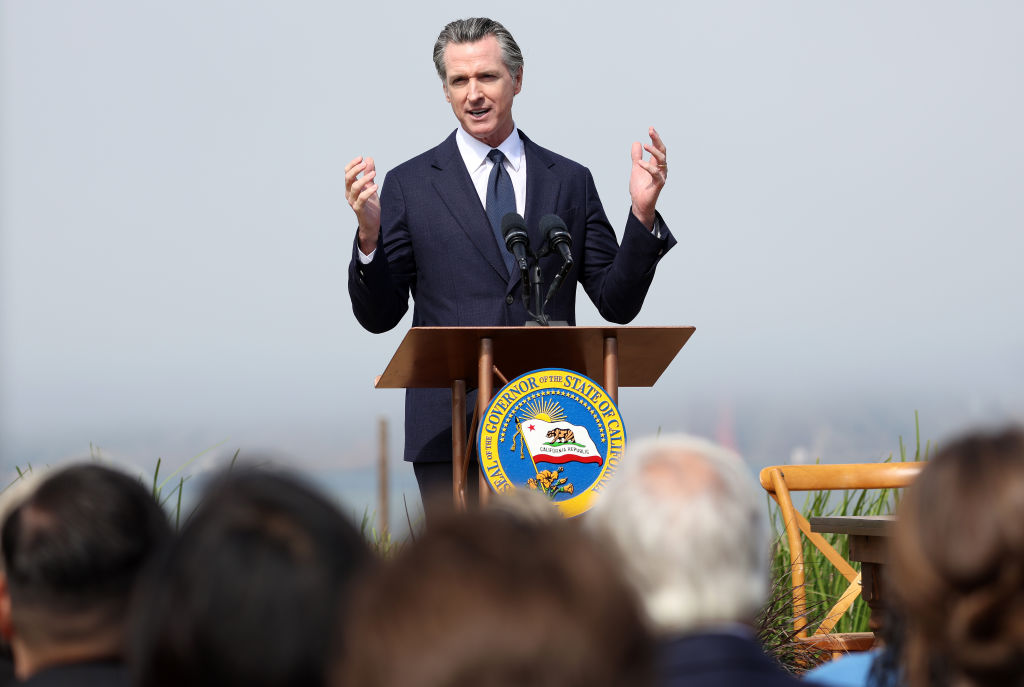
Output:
top-left (501, 212), bottom-right (530, 272)
top-left (540, 215), bottom-right (574, 311)
top-left (541, 214), bottom-right (573, 266)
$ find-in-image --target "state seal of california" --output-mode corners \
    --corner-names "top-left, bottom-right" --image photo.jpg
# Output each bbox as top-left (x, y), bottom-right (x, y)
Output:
top-left (477, 368), bottom-right (627, 517)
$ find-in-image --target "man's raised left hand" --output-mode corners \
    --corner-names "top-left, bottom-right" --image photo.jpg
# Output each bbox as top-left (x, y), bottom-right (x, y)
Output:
top-left (628, 127), bottom-right (667, 231)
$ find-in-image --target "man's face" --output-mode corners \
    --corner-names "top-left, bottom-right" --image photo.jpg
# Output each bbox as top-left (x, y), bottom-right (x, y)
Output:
top-left (442, 36), bottom-right (522, 148)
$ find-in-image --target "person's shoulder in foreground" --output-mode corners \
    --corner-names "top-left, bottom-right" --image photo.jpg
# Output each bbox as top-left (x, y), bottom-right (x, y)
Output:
top-left (802, 650), bottom-right (882, 687)
top-left (659, 629), bottom-right (810, 687)
top-left (17, 660), bottom-right (128, 687)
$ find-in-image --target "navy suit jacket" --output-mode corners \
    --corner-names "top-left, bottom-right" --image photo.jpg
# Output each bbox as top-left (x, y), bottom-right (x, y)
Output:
top-left (658, 633), bottom-right (809, 687)
top-left (349, 129), bottom-right (675, 462)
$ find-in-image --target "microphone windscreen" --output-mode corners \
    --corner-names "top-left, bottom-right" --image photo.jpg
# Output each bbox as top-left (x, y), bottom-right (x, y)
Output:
top-left (540, 214), bottom-right (571, 247)
top-left (501, 212), bottom-right (528, 241)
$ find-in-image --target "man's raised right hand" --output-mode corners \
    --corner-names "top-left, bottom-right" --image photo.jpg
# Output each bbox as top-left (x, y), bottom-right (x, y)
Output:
top-left (344, 156), bottom-right (381, 255)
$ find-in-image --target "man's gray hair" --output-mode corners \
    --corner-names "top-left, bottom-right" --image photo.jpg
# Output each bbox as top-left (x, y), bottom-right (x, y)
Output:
top-left (587, 434), bottom-right (769, 635)
top-left (432, 17), bottom-right (524, 82)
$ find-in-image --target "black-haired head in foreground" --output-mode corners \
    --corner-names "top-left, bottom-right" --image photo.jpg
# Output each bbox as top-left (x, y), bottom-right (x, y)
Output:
top-left (336, 509), bottom-right (653, 687)
top-left (0, 463), bottom-right (171, 682)
top-left (129, 468), bottom-right (370, 687)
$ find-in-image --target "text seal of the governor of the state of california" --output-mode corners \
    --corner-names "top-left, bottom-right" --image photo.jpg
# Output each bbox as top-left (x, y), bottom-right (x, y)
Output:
top-left (478, 368), bottom-right (627, 517)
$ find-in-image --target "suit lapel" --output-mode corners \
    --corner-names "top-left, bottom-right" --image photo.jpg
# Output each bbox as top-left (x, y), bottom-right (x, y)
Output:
top-left (429, 132), bottom-right (508, 281)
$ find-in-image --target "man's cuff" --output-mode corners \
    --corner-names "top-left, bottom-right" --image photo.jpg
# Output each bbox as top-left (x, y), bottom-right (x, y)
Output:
top-left (357, 247), bottom-right (376, 264)
top-left (651, 216), bottom-right (663, 240)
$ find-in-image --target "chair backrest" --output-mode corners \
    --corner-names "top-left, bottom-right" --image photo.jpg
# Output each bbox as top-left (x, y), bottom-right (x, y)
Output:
top-left (759, 462), bottom-right (924, 638)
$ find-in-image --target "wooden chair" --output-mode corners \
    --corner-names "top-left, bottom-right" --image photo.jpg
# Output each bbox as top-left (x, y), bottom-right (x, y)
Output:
top-left (759, 462), bottom-right (924, 656)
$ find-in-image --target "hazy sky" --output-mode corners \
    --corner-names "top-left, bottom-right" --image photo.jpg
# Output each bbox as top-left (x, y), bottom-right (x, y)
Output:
top-left (2, 1), bottom-right (1022, 492)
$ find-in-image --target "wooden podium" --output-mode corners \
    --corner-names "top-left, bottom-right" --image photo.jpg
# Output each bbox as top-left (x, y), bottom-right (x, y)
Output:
top-left (375, 326), bottom-right (694, 508)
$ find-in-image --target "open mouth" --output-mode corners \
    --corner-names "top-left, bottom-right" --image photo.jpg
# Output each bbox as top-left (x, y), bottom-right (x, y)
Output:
top-left (468, 108), bottom-right (490, 119)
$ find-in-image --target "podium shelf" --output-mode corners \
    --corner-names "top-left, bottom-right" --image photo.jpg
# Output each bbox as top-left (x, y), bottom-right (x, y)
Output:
top-left (374, 326), bottom-right (694, 389)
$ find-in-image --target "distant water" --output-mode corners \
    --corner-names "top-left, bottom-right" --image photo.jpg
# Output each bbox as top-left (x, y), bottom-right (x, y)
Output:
top-left (3, 391), bottom-right (1021, 543)
top-left (0, 434), bottom-right (423, 541)
top-left (311, 463), bottom-right (423, 540)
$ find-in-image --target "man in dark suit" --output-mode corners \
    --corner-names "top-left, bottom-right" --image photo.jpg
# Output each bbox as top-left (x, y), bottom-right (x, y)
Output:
top-left (345, 17), bottom-right (675, 503)
top-left (0, 465), bottom-right (171, 686)
top-left (588, 435), bottom-right (808, 687)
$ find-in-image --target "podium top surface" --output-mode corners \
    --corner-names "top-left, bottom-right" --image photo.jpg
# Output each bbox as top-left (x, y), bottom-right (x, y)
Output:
top-left (375, 326), bottom-right (694, 390)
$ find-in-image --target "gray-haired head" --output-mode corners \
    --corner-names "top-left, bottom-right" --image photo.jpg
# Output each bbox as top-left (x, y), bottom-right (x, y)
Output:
top-left (432, 18), bottom-right (524, 83)
top-left (587, 434), bottom-right (769, 635)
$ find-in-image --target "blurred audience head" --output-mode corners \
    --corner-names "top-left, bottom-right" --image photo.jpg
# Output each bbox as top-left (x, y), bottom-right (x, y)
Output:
top-left (338, 509), bottom-right (653, 687)
top-left (889, 427), bottom-right (1024, 687)
top-left (130, 467), bottom-right (370, 687)
top-left (588, 433), bottom-right (768, 635)
top-left (0, 468), bottom-right (49, 545)
top-left (485, 485), bottom-right (562, 525)
top-left (0, 463), bottom-right (171, 679)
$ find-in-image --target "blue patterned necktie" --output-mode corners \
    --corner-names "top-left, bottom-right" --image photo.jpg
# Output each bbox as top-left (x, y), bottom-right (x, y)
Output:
top-left (486, 148), bottom-right (517, 276)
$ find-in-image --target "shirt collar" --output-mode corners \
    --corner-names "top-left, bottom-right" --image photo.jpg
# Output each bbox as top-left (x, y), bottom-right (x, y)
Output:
top-left (455, 125), bottom-right (524, 173)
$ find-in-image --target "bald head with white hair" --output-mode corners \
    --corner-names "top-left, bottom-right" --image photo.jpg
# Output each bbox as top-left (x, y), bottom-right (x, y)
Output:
top-left (587, 434), bottom-right (769, 635)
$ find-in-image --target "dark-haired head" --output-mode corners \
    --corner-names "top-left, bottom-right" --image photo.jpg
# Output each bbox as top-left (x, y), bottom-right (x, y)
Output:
top-left (889, 427), bottom-right (1024, 687)
top-left (129, 467), bottom-right (370, 687)
top-left (0, 463), bottom-right (171, 678)
top-left (337, 509), bottom-right (653, 687)
top-left (432, 17), bottom-right (523, 82)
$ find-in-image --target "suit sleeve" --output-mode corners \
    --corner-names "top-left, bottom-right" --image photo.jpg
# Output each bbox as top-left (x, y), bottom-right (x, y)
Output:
top-left (577, 169), bottom-right (676, 324)
top-left (347, 173), bottom-right (417, 333)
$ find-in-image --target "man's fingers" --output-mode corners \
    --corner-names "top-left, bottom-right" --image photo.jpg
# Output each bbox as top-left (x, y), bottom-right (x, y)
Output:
top-left (351, 184), bottom-right (379, 213)
top-left (348, 176), bottom-right (376, 205)
top-left (643, 143), bottom-right (666, 167)
top-left (345, 161), bottom-right (367, 190)
top-left (346, 172), bottom-right (366, 202)
top-left (346, 166), bottom-right (376, 196)
top-left (353, 184), bottom-right (379, 209)
top-left (347, 171), bottom-right (377, 206)
top-left (345, 156), bottom-right (378, 195)
top-left (649, 127), bottom-right (665, 152)
top-left (637, 159), bottom-right (666, 185)
top-left (344, 156), bottom-right (364, 174)
top-left (637, 159), bottom-right (658, 176)
top-left (630, 141), bottom-right (642, 163)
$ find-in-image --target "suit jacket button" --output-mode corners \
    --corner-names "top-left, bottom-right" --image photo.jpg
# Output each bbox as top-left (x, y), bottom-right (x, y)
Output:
top-left (505, 294), bottom-right (514, 305)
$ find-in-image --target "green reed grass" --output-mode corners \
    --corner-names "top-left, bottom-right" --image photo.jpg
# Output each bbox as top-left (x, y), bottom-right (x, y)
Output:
top-left (359, 509), bottom-right (398, 556)
top-left (765, 412), bottom-right (930, 637)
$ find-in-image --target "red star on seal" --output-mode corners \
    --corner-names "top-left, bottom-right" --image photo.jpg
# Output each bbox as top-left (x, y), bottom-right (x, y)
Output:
top-left (527, 424), bottom-right (536, 431)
